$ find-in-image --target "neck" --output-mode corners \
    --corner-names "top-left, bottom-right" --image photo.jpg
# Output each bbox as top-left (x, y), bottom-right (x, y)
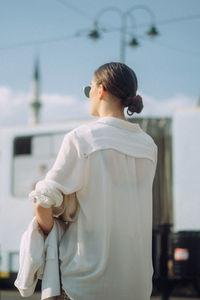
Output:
top-left (97, 102), bottom-right (127, 121)
top-left (98, 111), bottom-right (126, 121)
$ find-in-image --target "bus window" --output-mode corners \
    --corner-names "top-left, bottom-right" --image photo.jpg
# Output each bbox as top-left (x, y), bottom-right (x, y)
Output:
top-left (12, 133), bottom-right (62, 198)
top-left (14, 136), bottom-right (32, 156)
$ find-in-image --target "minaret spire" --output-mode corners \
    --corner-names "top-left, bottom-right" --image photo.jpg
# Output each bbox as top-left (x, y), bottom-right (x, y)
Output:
top-left (29, 57), bottom-right (42, 125)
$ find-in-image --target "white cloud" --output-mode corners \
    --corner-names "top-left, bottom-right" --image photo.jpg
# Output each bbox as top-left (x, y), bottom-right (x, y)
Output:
top-left (140, 93), bottom-right (197, 117)
top-left (0, 86), bottom-right (90, 126)
top-left (0, 85), bottom-right (197, 127)
top-left (41, 92), bottom-right (90, 123)
top-left (0, 86), bottom-right (29, 125)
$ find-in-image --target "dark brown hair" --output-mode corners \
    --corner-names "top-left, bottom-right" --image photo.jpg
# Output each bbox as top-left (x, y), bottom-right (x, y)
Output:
top-left (94, 62), bottom-right (143, 115)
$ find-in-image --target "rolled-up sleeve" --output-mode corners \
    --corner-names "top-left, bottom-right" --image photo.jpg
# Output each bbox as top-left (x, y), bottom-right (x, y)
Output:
top-left (29, 131), bottom-right (84, 208)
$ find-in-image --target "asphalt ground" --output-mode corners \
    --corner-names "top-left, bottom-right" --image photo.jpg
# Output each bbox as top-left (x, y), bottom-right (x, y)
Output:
top-left (0, 291), bottom-right (199, 300)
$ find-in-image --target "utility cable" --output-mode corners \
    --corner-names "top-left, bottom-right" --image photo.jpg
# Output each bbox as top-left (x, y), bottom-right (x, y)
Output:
top-left (56, 0), bottom-right (93, 20)
top-left (157, 13), bottom-right (200, 26)
top-left (104, 14), bottom-right (200, 32)
top-left (153, 40), bottom-right (200, 59)
top-left (55, 1), bottom-right (200, 26)
top-left (0, 33), bottom-right (79, 51)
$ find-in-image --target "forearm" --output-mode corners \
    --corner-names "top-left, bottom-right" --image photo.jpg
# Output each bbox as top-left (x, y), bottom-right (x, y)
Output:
top-left (34, 203), bottom-right (54, 235)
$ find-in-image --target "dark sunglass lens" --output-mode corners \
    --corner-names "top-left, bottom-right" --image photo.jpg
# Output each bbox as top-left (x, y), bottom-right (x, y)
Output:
top-left (84, 86), bottom-right (91, 98)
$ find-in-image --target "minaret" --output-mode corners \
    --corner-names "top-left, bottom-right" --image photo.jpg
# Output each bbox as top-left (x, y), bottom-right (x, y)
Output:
top-left (30, 58), bottom-right (42, 124)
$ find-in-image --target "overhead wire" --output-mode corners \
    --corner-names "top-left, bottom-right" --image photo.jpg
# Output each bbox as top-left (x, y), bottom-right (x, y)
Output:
top-left (55, 0), bottom-right (93, 20)
top-left (156, 13), bottom-right (200, 26)
top-left (55, 0), bottom-right (200, 26)
top-left (0, 0), bottom-right (92, 51)
top-left (0, 32), bottom-right (83, 51)
top-left (106, 14), bottom-right (200, 32)
top-left (152, 40), bottom-right (200, 59)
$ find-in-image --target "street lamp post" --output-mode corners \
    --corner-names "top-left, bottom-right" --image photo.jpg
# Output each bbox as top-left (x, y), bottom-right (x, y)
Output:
top-left (88, 5), bottom-right (159, 63)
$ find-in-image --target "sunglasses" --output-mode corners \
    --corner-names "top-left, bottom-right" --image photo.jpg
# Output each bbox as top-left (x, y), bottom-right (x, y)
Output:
top-left (83, 85), bottom-right (91, 98)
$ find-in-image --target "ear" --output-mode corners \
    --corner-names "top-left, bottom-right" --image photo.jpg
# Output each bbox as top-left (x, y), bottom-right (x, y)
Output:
top-left (98, 84), bottom-right (105, 99)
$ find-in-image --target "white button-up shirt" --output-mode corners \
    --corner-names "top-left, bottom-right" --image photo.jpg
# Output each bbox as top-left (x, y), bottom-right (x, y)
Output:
top-left (32, 116), bottom-right (157, 300)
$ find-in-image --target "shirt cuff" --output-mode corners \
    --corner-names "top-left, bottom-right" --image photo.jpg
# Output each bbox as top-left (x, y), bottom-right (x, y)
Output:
top-left (29, 180), bottom-right (63, 208)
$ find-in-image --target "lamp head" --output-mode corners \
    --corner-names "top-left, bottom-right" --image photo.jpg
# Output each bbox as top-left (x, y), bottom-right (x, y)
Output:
top-left (88, 27), bottom-right (100, 40)
top-left (129, 37), bottom-right (139, 48)
top-left (147, 25), bottom-right (159, 38)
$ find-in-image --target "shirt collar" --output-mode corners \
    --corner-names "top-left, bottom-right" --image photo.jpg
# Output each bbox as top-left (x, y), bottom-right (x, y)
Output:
top-left (95, 116), bottom-right (142, 133)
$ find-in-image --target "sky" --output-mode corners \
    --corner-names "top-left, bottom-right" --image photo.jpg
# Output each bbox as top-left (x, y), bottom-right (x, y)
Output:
top-left (0, 0), bottom-right (200, 126)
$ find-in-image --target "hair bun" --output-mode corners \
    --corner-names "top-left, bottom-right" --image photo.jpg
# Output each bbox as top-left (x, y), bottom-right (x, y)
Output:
top-left (127, 94), bottom-right (143, 115)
